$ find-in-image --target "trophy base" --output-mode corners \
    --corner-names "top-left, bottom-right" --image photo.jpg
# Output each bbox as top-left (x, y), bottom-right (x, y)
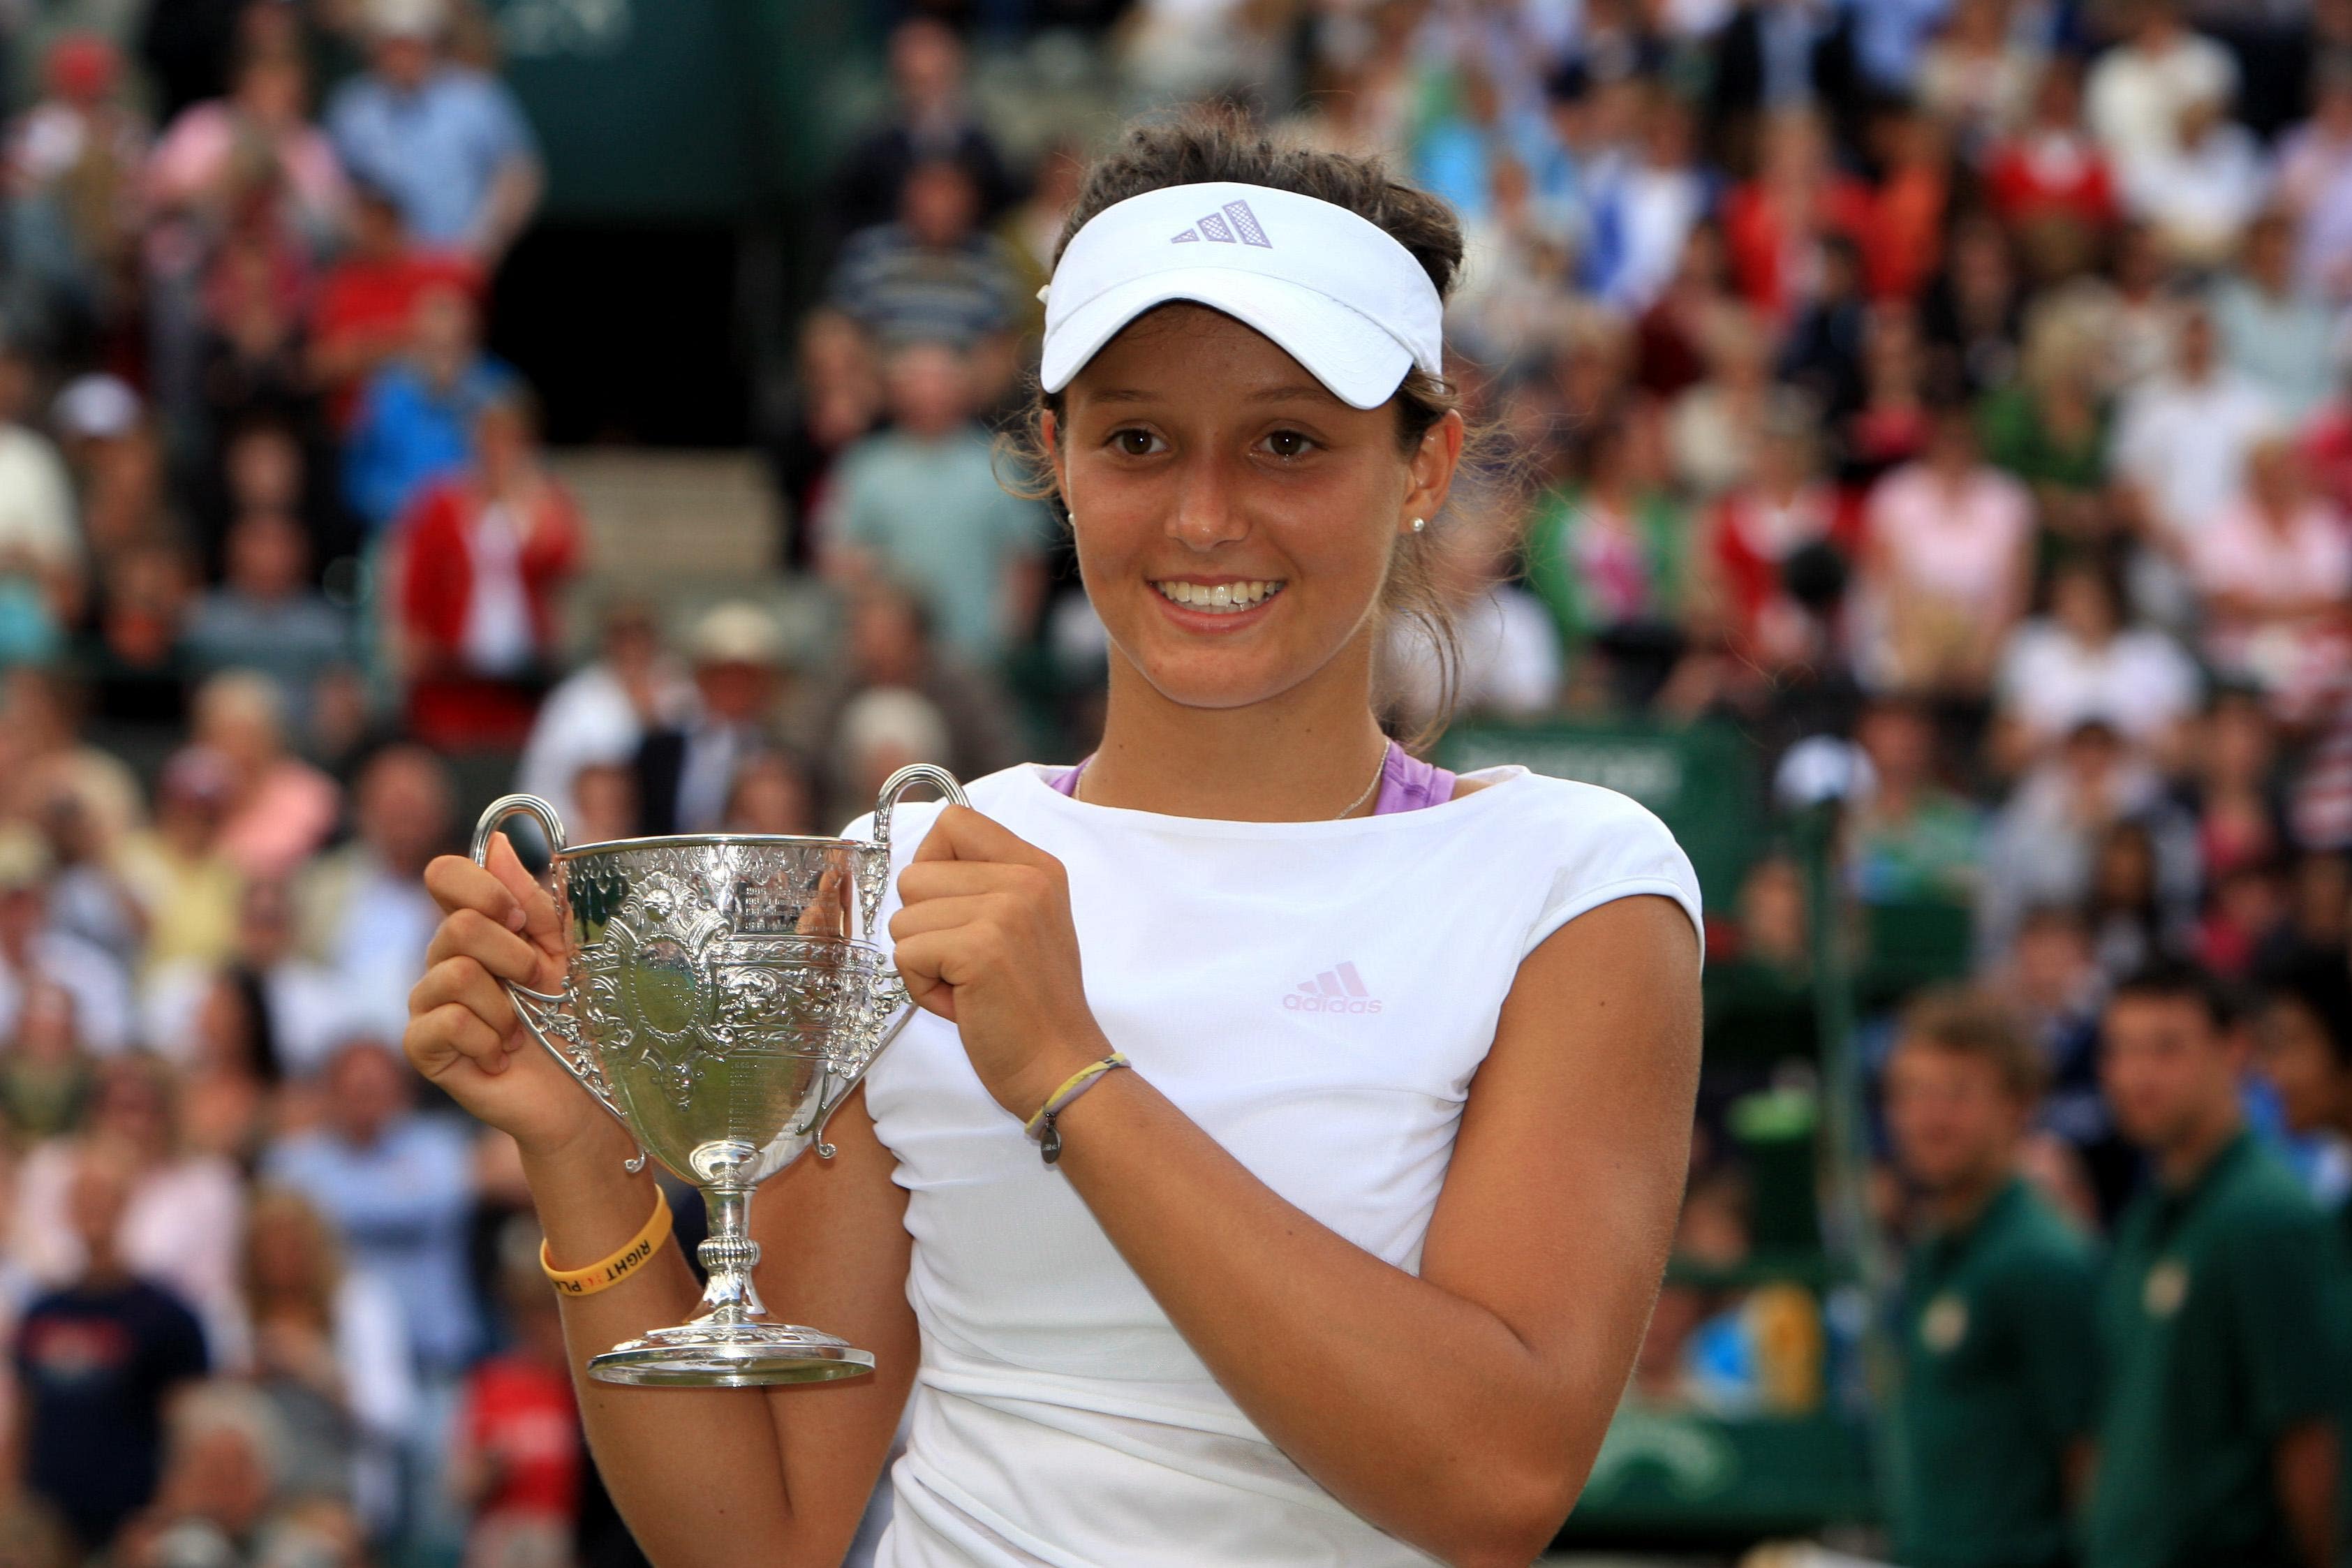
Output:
top-left (587, 1322), bottom-right (878, 1387)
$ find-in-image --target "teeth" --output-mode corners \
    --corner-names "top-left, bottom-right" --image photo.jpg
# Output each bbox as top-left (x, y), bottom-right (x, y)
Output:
top-left (1155, 579), bottom-right (1282, 614)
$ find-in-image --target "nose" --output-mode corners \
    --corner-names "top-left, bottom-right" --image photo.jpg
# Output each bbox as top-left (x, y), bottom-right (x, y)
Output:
top-left (1167, 451), bottom-right (1250, 554)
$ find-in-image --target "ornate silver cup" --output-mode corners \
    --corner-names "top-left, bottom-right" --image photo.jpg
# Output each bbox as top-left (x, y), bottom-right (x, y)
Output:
top-left (469, 764), bottom-right (967, 1387)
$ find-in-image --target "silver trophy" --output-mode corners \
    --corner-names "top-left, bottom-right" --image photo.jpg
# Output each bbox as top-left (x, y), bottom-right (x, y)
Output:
top-left (469, 764), bottom-right (967, 1387)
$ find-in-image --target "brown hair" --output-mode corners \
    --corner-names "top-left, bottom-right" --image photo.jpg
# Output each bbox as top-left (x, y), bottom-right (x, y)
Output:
top-left (1897, 987), bottom-right (2047, 1104)
top-left (1010, 108), bottom-right (1484, 738)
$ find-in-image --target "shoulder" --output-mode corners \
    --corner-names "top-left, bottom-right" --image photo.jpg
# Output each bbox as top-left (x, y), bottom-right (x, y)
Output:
top-left (1482, 773), bottom-right (1704, 957)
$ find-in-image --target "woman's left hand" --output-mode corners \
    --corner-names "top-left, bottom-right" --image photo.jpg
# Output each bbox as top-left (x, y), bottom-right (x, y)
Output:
top-left (887, 805), bottom-right (1108, 1120)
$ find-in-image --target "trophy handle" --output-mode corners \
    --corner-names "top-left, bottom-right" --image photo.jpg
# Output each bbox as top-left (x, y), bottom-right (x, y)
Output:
top-left (471, 793), bottom-right (649, 1175)
top-left (815, 765), bottom-right (968, 1158)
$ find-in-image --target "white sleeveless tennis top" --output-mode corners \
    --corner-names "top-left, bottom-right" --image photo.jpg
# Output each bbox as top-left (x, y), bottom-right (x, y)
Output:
top-left (850, 762), bottom-right (1702, 1567)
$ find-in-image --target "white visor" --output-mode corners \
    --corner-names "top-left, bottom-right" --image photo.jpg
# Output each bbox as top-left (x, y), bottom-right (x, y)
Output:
top-left (1038, 181), bottom-right (1446, 411)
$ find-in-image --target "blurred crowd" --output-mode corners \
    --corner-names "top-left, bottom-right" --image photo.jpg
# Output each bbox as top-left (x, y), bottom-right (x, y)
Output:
top-left (0, 0), bottom-right (2351, 1564)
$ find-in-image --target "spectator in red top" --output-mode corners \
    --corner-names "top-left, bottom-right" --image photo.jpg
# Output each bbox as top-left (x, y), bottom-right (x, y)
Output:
top-left (1706, 397), bottom-right (1863, 673)
top-left (452, 1225), bottom-right (579, 1568)
top-left (392, 390), bottom-right (583, 750)
top-left (1985, 59), bottom-right (2117, 233)
top-left (308, 184), bottom-right (480, 429)
top-left (1720, 108), bottom-right (1875, 325)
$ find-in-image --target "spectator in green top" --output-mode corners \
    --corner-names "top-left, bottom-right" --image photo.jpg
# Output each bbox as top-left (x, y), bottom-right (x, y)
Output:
top-left (1978, 292), bottom-right (2115, 565)
top-left (1523, 401), bottom-right (1695, 710)
top-left (2087, 962), bottom-right (2344, 1568)
top-left (819, 340), bottom-right (1050, 669)
top-left (1848, 692), bottom-right (1983, 906)
top-left (1885, 986), bottom-right (2100, 1568)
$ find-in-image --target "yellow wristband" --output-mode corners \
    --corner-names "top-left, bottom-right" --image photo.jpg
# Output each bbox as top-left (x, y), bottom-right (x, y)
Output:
top-left (541, 1186), bottom-right (672, 1297)
top-left (1023, 1052), bottom-right (1131, 1164)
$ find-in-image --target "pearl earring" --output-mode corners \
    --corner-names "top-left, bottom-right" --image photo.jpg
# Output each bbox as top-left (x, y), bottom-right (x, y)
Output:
top-left (1410, 517), bottom-right (1426, 533)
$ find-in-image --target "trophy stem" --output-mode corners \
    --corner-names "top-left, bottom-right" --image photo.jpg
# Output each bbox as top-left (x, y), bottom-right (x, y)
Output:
top-left (690, 1187), bottom-right (766, 1326)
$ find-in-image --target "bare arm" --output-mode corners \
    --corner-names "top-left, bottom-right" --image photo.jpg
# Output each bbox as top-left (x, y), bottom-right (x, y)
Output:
top-left (888, 808), bottom-right (1701, 1566)
top-left (406, 845), bottom-right (915, 1568)
top-left (2277, 1418), bottom-right (2340, 1568)
top-left (471, 157), bottom-right (543, 264)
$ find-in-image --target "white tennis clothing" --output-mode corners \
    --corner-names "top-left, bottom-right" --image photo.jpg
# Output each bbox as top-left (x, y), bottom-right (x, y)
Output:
top-left (852, 762), bottom-right (1702, 1567)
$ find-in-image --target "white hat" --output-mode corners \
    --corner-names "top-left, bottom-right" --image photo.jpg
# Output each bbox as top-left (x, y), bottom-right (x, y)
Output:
top-left (52, 374), bottom-right (140, 441)
top-left (1038, 181), bottom-right (1445, 411)
top-left (688, 602), bottom-right (783, 667)
top-left (367, 0), bottom-right (446, 38)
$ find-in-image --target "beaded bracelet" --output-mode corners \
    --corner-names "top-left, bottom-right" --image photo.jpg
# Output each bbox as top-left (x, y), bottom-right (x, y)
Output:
top-left (540, 1186), bottom-right (672, 1296)
top-left (1023, 1052), bottom-right (1132, 1164)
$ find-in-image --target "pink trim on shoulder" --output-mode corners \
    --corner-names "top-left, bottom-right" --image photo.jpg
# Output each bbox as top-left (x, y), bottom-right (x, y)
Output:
top-left (1050, 743), bottom-right (1456, 814)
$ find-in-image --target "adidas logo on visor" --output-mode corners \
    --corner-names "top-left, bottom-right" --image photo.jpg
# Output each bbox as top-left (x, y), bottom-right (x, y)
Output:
top-left (1170, 200), bottom-right (1273, 248)
top-left (1282, 961), bottom-right (1381, 1014)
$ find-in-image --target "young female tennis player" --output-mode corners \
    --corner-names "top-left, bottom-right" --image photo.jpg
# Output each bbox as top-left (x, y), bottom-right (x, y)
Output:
top-left (405, 117), bottom-right (1703, 1567)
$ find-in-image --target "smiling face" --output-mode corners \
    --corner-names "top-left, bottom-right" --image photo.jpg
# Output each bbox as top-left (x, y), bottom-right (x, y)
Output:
top-left (1047, 305), bottom-right (1459, 714)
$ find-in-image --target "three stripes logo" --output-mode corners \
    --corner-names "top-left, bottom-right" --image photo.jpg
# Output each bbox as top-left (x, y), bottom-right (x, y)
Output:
top-left (1170, 199), bottom-right (1273, 249)
top-left (1283, 960), bottom-right (1381, 1015)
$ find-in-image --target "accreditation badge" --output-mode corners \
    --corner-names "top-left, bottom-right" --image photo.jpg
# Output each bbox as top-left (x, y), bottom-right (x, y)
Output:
top-left (1920, 1292), bottom-right (1968, 1353)
top-left (2143, 1257), bottom-right (2190, 1317)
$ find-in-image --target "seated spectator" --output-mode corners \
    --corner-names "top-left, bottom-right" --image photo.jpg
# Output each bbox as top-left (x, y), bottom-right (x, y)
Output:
top-left (2278, 57), bottom-right (2352, 304)
top-left (1918, 212), bottom-right (2023, 397)
top-left (1525, 404), bottom-right (1693, 707)
top-left (514, 600), bottom-right (691, 833)
top-left (792, 581), bottom-right (1026, 796)
top-left (2111, 303), bottom-right (2275, 552)
top-left (110, 1382), bottom-right (283, 1568)
top-left (1380, 500), bottom-right (1562, 731)
top-left (1978, 293), bottom-right (2114, 553)
top-left (11, 1055), bottom-right (244, 1365)
top-left (1586, 84), bottom-right (1704, 314)
top-left (1988, 904), bottom-right (2114, 1188)
top-left (1842, 301), bottom-right (1934, 484)
top-left (0, 979), bottom-right (92, 1140)
top-left (325, 0), bottom-right (542, 265)
top-left (1857, 396), bottom-right (2034, 698)
top-left (2117, 83), bottom-right (2267, 270)
top-left (181, 508), bottom-right (351, 723)
top-left (2188, 435), bottom-right (2352, 720)
top-left (1718, 108), bottom-right (1872, 327)
top-left (36, 781), bottom-right (141, 968)
top-left (1992, 555), bottom-right (2198, 774)
top-left (309, 182), bottom-right (481, 427)
top-left (238, 1188), bottom-right (413, 1534)
top-left (827, 159), bottom-right (1023, 393)
top-left (2085, 0), bottom-right (2236, 177)
top-left (0, 668), bottom-right (142, 870)
top-left (262, 1040), bottom-right (480, 1380)
top-left (1980, 718), bottom-right (2194, 959)
top-left (191, 672), bottom-right (337, 884)
top-left (835, 686), bottom-right (955, 819)
top-left (341, 285), bottom-right (516, 533)
top-left (570, 758), bottom-right (641, 843)
top-left (2182, 686), bottom-right (2291, 885)
top-left (115, 747), bottom-right (242, 976)
top-left (2253, 954), bottom-right (2352, 1230)
top-left (1915, 0), bottom-right (2043, 158)
top-left (1777, 236), bottom-right (1868, 425)
top-left (294, 745), bottom-right (451, 1046)
top-left (824, 17), bottom-right (1013, 244)
top-left (1984, 57), bottom-right (2117, 236)
top-left (145, 48), bottom-right (346, 266)
top-left (0, 825), bottom-right (133, 1057)
top-left (0, 344), bottom-right (82, 637)
top-left (13, 1145), bottom-right (208, 1556)
top-left (1666, 304), bottom-right (1787, 499)
top-left (720, 750), bottom-right (817, 836)
top-left (634, 603), bottom-right (790, 837)
top-left (452, 1221), bottom-right (580, 1568)
top-left (1847, 694), bottom-right (1981, 906)
top-left (2, 33), bottom-right (145, 355)
top-left (772, 310), bottom-right (883, 569)
top-left (820, 341), bottom-right (1048, 667)
top-left (54, 376), bottom-right (163, 563)
top-left (83, 532), bottom-right (197, 733)
top-left (1703, 398), bottom-right (1863, 674)
top-left (391, 392), bottom-right (584, 751)
top-left (2210, 209), bottom-right (2337, 422)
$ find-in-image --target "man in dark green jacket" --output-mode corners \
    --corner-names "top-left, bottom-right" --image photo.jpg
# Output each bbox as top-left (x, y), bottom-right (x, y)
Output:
top-left (2087, 962), bottom-right (2342, 1568)
top-left (1886, 988), bottom-right (2100, 1568)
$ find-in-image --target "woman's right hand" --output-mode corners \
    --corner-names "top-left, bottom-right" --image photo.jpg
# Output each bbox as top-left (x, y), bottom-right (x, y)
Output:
top-left (404, 832), bottom-right (612, 1160)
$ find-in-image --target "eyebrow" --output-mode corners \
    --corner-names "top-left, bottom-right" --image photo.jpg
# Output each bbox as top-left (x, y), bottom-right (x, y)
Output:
top-left (1084, 381), bottom-right (1331, 406)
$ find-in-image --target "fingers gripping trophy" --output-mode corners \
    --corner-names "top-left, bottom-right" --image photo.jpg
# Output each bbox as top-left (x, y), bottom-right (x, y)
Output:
top-left (469, 764), bottom-right (968, 1386)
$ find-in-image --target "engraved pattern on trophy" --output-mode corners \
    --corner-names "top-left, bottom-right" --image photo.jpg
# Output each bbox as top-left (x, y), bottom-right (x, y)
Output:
top-left (469, 762), bottom-right (968, 1386)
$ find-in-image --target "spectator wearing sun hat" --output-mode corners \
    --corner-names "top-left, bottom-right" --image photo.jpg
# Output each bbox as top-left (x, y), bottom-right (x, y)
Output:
top-left (633, 603), bottom-right (791, 836)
